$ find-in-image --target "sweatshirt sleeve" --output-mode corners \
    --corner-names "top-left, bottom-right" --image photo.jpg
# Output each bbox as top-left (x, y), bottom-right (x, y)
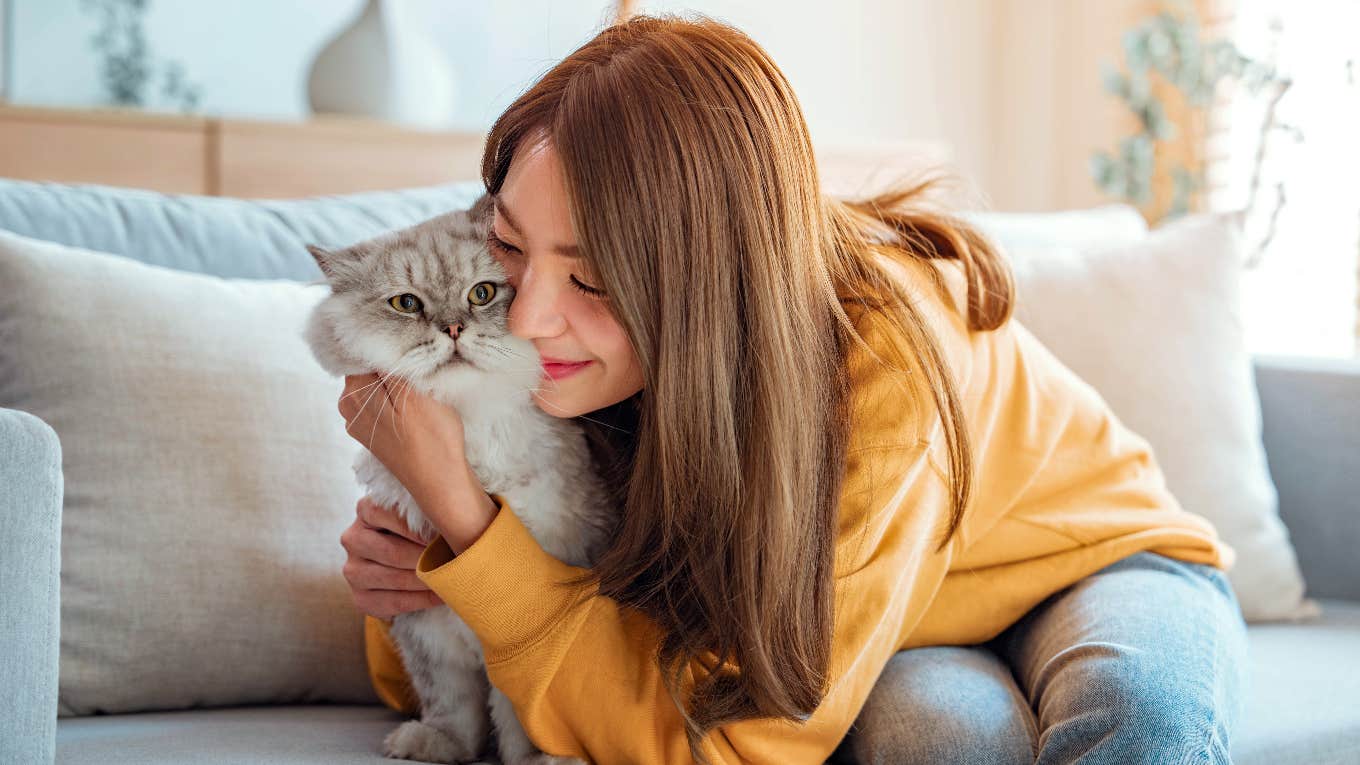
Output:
top-left (413, 459), bottom-right (951, 765)
top-left (406, 308), bottom-right (956, 764)
top-left (364, 613), bottom-right (421, 717)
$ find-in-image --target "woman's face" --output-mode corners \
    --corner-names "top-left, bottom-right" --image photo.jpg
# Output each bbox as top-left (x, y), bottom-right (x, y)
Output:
top-left (488, 135), bottom-right (645, 418)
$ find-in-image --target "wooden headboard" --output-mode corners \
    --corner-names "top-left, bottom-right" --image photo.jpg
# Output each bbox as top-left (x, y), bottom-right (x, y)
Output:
top-left (0, 103), bottom-right (954, 201)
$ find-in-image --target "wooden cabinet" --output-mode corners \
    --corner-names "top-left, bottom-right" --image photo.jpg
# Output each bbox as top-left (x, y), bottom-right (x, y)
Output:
top-left (0, 105), bottom-right (214, 194)
top-left (0, 104), bottom-right (487, 198)
top-left (0, 103), bottom-right (954, 202)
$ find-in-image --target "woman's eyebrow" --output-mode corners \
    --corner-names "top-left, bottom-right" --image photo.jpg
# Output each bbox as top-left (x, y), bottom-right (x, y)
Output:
top-left (492, 194), bottom-right (581, 259)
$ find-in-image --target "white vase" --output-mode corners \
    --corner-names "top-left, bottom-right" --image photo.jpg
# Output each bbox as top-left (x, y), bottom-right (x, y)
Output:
top-left (306, 0), bottom-right (457, 129)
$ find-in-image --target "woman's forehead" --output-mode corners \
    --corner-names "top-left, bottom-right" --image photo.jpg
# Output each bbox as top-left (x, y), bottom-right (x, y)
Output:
top-left (493, 194), bottom-right (582, 261)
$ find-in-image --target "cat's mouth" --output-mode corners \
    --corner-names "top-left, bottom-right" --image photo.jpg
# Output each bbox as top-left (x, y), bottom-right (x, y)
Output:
top-left (433, 350), bottom-right (475, 372)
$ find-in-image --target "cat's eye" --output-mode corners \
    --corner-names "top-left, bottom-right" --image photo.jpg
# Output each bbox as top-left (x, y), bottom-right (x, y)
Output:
top-left (468, 282), bottom-right (496, 306)
top-left (388, 293), bottom-right (422, 314)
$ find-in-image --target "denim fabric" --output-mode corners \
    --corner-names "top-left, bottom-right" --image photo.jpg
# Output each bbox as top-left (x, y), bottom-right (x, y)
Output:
top-left (837, 551), bottom-right (1250, 765)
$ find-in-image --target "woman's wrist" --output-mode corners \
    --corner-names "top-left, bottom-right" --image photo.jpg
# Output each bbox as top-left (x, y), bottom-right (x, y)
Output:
top-left (413, 460), bottom-right (499, 555)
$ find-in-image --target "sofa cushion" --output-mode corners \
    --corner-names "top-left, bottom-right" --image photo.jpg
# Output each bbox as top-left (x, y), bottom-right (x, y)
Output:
top-left (55, 705), bottom-right (405, 764)
top-left (961, 203), bottom-right (1149, 250)
top-left (1001, 212), bottom-right (1313, 623)
top-left (50, 600), bottom-right (1360, 764)
top-left (0, 229), bottom-right (375, 715)
top-left (0, 177), bottom-right (486, 280)
top-left (0, 177), bottom-right (1148, 285)
top-left (1233, 598), bottom-right (1360, 764)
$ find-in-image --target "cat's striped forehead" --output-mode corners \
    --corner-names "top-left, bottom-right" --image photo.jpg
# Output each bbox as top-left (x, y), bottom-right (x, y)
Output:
top-left (342, 201), bottom-right (504, 290)
top-left (369, 203), bottom-right (488, 256)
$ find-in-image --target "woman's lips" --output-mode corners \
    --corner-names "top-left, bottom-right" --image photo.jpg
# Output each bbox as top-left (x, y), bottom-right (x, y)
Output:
top-left (542, 359), bottom-right (592, 380)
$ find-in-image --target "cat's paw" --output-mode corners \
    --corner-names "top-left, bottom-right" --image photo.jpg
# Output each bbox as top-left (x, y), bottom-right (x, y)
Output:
top-left (382, 720), bottom-right (480, 763)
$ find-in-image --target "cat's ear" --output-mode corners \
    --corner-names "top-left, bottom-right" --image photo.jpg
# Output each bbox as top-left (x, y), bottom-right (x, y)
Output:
top-left (469, 192), bottom-right (494, 230)
top-left (307, 245), bottom-right (338, 278)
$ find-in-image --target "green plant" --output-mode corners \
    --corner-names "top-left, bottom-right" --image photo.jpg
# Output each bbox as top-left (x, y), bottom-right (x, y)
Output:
top-left (1091, 0), bottom-right (1287, 221)
top-left (80, 0), bottom-right (202, 112)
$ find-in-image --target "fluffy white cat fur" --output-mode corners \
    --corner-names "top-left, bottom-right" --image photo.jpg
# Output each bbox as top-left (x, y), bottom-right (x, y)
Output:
top-left (302, 194), bottom-right (614, 764)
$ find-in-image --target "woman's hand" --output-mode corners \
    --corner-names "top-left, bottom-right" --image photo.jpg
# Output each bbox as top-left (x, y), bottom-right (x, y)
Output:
top-left (339, 496), bottom-right (443, 619)
top-left (338, 372), bottom-right (500, 553)
top-left (339, 372), bottom-right (468, 503)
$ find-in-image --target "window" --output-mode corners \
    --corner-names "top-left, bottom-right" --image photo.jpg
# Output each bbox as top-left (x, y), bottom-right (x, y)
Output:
top-left (1204, 0), bottom-right (1359, 358)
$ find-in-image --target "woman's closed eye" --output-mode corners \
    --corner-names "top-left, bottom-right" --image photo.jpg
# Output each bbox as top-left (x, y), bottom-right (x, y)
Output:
top-left (486, 231), bottom-right (607, 298)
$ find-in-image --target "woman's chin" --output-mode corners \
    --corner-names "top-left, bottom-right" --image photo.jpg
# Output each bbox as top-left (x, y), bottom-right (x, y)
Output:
top-left (531, 388), bottom-right (581, 418)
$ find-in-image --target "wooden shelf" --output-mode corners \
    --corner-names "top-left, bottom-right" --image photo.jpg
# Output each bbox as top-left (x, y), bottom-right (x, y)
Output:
top-left (0, 103), bottom-right (955, 202)
top-left (0, 104), bottom-right (487, 198)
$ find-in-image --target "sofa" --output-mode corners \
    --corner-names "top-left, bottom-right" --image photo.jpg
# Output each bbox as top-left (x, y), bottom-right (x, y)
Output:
top-left (0, 176), bottom-right (1357, 765)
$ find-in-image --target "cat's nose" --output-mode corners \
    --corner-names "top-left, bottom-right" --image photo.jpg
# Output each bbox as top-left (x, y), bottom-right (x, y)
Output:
top-left (447, 322), bottom-right (464, 339)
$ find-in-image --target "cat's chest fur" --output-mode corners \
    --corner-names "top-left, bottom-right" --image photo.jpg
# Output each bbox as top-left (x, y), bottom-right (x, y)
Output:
top-left (353, 387), bottom-right (610, 570)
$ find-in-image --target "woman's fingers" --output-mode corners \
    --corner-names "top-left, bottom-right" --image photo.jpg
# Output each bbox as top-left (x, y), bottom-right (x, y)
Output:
top-left (355, 496), bottom-right (430, 545)
top-left (353, 588), bottom-right (444, 620)
top-left (343, 556), bottom-right (429, 592)
top-left (339, 494), bottom-right (445, 619)
top-left (341, 516), bottom-right (427, 570)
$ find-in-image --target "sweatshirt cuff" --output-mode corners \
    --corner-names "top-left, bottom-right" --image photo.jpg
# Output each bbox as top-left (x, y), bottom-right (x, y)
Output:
top-left (363, 615), bottom-right (421, 717)
top-left (415, 493), bottom-right (595, 664)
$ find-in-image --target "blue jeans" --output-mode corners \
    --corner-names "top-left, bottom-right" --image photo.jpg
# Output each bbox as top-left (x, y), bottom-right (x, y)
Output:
top-left (833, 551), bottom-right (1251, 764)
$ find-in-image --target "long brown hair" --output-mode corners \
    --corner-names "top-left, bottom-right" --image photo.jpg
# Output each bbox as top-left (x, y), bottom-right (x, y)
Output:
top-left (480, 13), bottom-right (1015, 762)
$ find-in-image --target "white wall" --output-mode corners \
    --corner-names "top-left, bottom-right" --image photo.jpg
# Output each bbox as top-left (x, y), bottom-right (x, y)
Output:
top-left (5, 0), bottom-right (1147, 212)
top-left (650, 0), bottom-right (1150, 212)
top-left (8, 0), bottom-right (613, 129)
top-left (988, 0), bottom-right (1147, 212)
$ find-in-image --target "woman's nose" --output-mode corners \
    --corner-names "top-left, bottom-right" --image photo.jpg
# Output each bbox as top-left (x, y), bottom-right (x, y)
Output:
top-left (508, 270), bottom-right (568, 339)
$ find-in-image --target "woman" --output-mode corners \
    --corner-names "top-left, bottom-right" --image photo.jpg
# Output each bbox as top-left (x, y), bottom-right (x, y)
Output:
top-left (335, 13), bottom-right (1248, 765)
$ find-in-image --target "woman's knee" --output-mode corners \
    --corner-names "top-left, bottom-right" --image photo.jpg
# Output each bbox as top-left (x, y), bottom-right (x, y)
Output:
top-left (1035, 642), bottom-right (1233, 764)
top-left (844, 645), bottom-right (1037, 765)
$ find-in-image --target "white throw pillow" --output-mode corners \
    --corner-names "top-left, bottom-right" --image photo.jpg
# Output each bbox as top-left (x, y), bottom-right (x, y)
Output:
top-left (0, 229), bottom-right (374, 715)
top-left (963, 203), bottom-right (1149, 251)
top-left (993, 212), bottom-right (1318, 623)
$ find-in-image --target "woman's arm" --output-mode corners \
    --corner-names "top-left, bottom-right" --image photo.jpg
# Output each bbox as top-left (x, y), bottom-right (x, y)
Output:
top-left (354, 308), bottom-right (953, 761)
top-left (385, 437), bottom-right (950, 765)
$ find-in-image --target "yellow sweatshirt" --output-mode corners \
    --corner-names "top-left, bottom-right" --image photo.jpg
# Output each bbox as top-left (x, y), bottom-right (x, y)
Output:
top-left (363, 252), bottom-right (1236, 764)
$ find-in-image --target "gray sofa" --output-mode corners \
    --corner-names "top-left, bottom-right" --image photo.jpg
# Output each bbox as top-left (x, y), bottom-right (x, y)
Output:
top-left (1, 177), bottom-right (1357, 765)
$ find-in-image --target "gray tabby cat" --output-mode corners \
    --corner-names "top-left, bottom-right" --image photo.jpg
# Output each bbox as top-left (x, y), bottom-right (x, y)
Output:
top-left (302, 194), bottom-right (614, 765)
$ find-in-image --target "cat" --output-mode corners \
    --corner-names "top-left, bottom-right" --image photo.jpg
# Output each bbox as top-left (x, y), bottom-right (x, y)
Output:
top-left (302, 193), bottom-right (614, 765)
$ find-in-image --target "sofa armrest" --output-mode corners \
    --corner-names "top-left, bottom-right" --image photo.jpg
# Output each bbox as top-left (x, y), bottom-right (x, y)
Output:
top-left (0, 407), bottom-right (62, 765)
top-left (1253, 354), bottom-right (1360, 602)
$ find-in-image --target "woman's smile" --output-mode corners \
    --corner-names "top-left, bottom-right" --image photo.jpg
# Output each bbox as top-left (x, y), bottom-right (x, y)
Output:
top-left (541, 357), bottom-right (593, 380)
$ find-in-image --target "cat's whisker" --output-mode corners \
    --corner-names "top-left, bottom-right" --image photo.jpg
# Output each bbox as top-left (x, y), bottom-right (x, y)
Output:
top-left (366, 359), bottom-right (424, 447)
top-left (484, 342), bottom-right (542, 364)
top-left (514, 385), bottom-right (633, 434)
top-left (384, 357), bottom-right (434, 445)
top-left (350, 373), bottom-right (393, 429)
top-left (339, 353), bottom-right (421, 406)
top-left (367, 389), bottom-right (393, 450)
top-left (484, 348), bottom-right (549, 371)
top-left (378, 375), bottom-right (408, 446)
top-left (352, 357), bottom-right (422, 446)
top-left (339, 376), bottom-right (388, 404)
top-left (527, 374), bottom-right (564, 396)
top-left (393, 374), bottom-right (426, 445)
